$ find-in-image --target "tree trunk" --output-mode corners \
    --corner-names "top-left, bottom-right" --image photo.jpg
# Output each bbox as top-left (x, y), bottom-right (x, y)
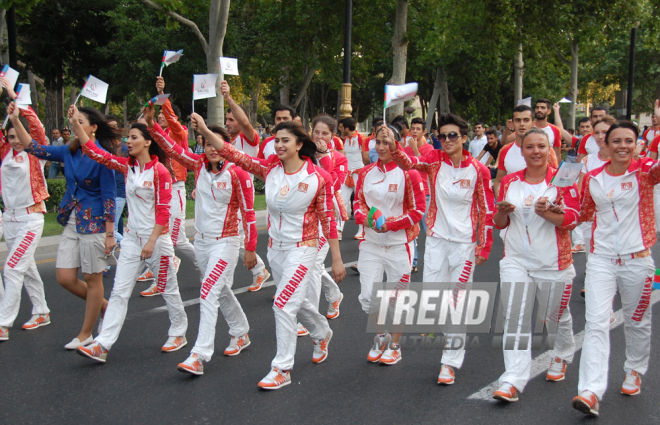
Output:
top-left (568, 41), bottom-right (579, 130)
top-left (249, 82), bottom-right (260, 127)
top-left (27, 71), bottom-right (38, 110)
top-left (45, 80), bottom-right (58, 139)
top-left (438, 68), bottom-right (450, 115)
top-left (292, 67), bottom-right (316, 109)
top-left (425, 67), bottom-right (443, 130)
top-left (280, 67), bottom-right (290, 106)
top-left (122, 98), bottom-right (128, 128)
top-left (387, 0), bottom-right (408, 121)
top-left (0, 9), bottom-right (6, 65)
top-left (513, 43), bottom-right (524, 104)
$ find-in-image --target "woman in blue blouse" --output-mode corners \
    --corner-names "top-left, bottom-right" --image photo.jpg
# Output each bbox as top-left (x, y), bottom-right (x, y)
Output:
top-left (16, 106), bottom-right (119, 349)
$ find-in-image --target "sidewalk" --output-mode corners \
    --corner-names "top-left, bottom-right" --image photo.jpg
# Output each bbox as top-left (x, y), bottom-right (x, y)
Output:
top-left (0, 210), bottom-right (269, 263)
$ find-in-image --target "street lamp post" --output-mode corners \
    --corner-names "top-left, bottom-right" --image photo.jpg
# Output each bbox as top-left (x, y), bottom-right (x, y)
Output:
top-left (340, 0), bottom-right (353, 119)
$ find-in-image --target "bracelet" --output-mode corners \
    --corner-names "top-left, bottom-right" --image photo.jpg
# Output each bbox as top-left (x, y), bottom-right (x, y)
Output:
top-left (106, 232), bottom-right (114, 238)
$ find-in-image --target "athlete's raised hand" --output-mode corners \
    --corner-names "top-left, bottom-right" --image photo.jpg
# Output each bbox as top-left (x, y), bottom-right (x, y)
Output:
top-left (156, 77), bottom-right (165, 95)
top-left (142, 106), bottom-right (156, 128)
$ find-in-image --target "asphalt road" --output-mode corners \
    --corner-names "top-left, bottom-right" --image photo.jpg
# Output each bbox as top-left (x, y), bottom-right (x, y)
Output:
top-left (2, 221), bottom-right (660, 424)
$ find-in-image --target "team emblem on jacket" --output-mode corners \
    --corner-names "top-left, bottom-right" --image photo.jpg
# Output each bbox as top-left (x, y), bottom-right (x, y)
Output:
top-left (280, 185), bottom-right (290, 196)
top-left (524, 194), bottom-right (534, 206)
top-left (459, 179), bottom-right (471, 188)
top-left (621, 182), bottom-right (633, 191)
top-left (298, 182), bottom-right (309, 193)
top-left (216, 182), bottom-right (227, 190)
top-left (14, 155), bottom-right (24, 163)
top-left (143, 181), bottom-right (153, 188)
top-left (388, 184), bottom-right (398, 192)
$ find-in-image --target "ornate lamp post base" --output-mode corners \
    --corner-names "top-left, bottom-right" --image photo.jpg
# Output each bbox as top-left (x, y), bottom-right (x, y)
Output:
top-left (340, 83), bottom-right (353, 119)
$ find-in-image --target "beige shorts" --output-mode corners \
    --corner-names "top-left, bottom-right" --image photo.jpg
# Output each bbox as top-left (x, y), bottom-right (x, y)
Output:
top-left (56, 215), bottom-right (109, 274)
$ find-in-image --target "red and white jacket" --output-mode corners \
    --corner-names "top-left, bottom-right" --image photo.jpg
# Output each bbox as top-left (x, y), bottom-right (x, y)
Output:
top-left (0, 106), bottom-right (49, 216)
top-left (343, 132), bottom-right (365, 172)
top-left (498, 141), bottom-right (558, 175)
top-left (497, 168), bottom-right (580, 271)
top-left (642, 127), bottom-right (659, 147)
top-left (354, 160), bottom-right (425, 246)
top-left (577, 133), bottom-right (598, 156)
top-left (231, 132), bottom-right (260, 158)
top-left (392, 147), bottom-right (494, 259)
top-left (218, 143), bottom-right (337, 249)
top-left (535, 123), bottom-right (562, 148)
top-left (149, 124), bottom-right (257, 250)
top-left (258, 135), bottom-right (275, 159)
top-left (82, 141), bottom-right (171, 237)
top-left (580, 158), bottom-right (660, 256)
top-left (160, 99), bottom-right (189, 183)
top-left (323, 149), bottom-right (350, 221)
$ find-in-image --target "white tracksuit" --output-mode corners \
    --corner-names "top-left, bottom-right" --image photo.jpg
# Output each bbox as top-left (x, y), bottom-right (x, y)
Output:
top-left (495, 168), bottom-right (580, 392)
top-left (339, 133), bottom-right (364, 234)
top-left (170, 180), bottom-right (199, 276)
top-left (392, 147), bottom-right (495, 368)
top-left (150, 125), bottom-right (257, 361)
top-left (0, 148), bottom-right (50, 328)
top-left (577, 158), bottom-right (660, 400)
top-left (354, 160), bottom-right (425, 315)
top-left (220, 142), bottom-right (336, 370)
top-left (82, 141), bottom-right (188, 350)
top-left (578, 153), bottom-right (608, 253)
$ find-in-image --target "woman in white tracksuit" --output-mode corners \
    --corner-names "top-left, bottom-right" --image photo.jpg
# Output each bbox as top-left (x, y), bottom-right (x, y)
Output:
top-left (197, 116), bottom-right (346, 390)
top-left (389, 112), bottom-right (494, 384)
top-left (492, 128), bottom-right (578, 403)
top-left (0, 102), bottom-right (50, 341)
top-left (142, 107), bottom-right (257, 375)
top-left (354, 126), bottom-right (426, 366)
top-left (571, 120), bottom-right (660, 417)
top-left (70, 105), bottom-right (188, 363)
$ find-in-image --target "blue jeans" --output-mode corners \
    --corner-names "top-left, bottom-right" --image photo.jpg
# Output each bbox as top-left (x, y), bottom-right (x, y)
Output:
top-left (413, 195), bottom-right (431, 267)
top-left (113, 197), bottom-right (126, 244)
top-left (48, 162), bottom-right (63, 179)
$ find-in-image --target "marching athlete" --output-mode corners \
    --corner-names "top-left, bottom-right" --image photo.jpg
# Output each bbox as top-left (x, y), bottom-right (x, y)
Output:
top-left (140, 76), bottom-right (200, 295)
top-left (572, 119), bottom-right (659, 417)
top-left (355, 125), bottom-right (425, 365)
top-left (12, 102), bottom-right (117, 349)
top-left (492, 128), bottom-right (578, 403)
top-left (339, 117), bottom-right (366, 240)
top-left (71, 105), bottom-right (188, 363)
top-left (195, 115), bottom-right (345, 390)
top-left (389, 113), bottom-right (494, 383)
top-left (0, 101), bottom-right (51, 341)
top-left (141, 106), bottom-right (256, 375)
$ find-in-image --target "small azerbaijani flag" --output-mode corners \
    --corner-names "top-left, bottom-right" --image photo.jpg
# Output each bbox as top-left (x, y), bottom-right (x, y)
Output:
top-left (653, 268), bottom-right (660, 290)
top-left (384, 82), bottom-right (418, 109)
top-left (0, 64), bottom-right (19, 89)
top-left (144, 93), bottom-right (170, 107)
top-left (159, 50), bottom-right (184, 76)
top-left (367, 207), bottom-right (386, 230)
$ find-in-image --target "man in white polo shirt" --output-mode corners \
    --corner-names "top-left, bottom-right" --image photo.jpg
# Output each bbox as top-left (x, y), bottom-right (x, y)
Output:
top-left (468, 122), bottom-right (489, 165)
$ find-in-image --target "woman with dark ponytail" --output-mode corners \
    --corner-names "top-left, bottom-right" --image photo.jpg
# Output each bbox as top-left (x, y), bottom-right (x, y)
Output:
top-left (10, 103), bottom-right (118, 350)
top-left (193, 114), bottom-right (345, 390)
top-left (69, 105), bottom-right (188, 364)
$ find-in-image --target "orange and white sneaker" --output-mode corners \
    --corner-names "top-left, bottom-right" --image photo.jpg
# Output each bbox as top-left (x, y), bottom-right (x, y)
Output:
top-left (22, 314), bottom-right (51, 330)
top-left (621, 370), bottom-right (642, 395)
top-left (249, 269), bottom-right (270, 292)
top-left (572, 391), bottom-right (599, 416)
top-left (173, 256), bottom-right (181, 273)
top-left (437, 364), bottom-right (455, 385)
top-left (493, 382), bottom-right (518, 402)
top-left (77, 341), bottom-right (108, 363)
top-left (297, 323), bottom-right (309, 336)
top-left (326, 293), bottom-right (344, 319)
top-left (337, 231), bottom-right (343, 241)
top-left (140, 283), bottom-right (161, 297)
top-left (367, 333), bottom-right (391, 362)
top-left (546, 357), bottom-right (567, 381)
top-left (0, 326), bottom-right (8, 341)
top-left (312, 330), bottom-right (333, 363)
top-left (379, 343), bottom-right (402, 365)
top-left (224, 334), bottom-right (251, 356)
top-left (177, 353), bottom-right (204, 376)
top-left (137, 269), bottom-right (154, 282)
top-left (162, 336), bottom-right (187, 352)
top-left (258, 367), bottom-right (291, 390)
top-left (572, 244), bottom-right (585, 253)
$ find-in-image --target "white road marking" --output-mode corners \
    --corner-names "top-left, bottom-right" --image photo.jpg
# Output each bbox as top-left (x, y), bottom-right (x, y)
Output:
top-left (131, 261), bottom-right (358, 317)
top-left (467, 290), bottom-right (660, 401)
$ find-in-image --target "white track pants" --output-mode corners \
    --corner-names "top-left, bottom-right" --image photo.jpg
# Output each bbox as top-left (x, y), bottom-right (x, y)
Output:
top-left (170, 181), bottom-right (200, 278)
top-left (579, 222), bottom-right (592, 259)
top-left (498, 259), bottom-right (576, 392)
top-left (306, 236), bottom-right (342, 310)
top-left (339, 171), bottom-right (363, 235)
top-left (0, 218), bottom-right (49, 327)
top-left (238, 224), bottom-right (266, 277)
top-left (357, 240), bottom-right (413, 315)
top-left (269, 245), bottom-right (330, 370)
top-left (96, 232), bottom-right (188, 350)
top-left (191, 235), bottom-right (249, 361)
top-left (578, 253), bottom-right (654, 400)
top-left (423, 237), bottom-right (476, 369)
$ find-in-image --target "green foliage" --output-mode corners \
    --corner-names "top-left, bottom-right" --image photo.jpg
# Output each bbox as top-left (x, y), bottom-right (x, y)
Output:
top-left (44, 179), bottom-right (67, 213)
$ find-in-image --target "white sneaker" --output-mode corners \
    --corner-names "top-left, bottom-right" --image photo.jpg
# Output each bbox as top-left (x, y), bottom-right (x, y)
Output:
top-left (224, 334), bottom-right (251, 356)
top-left (437, 364), bottom-right (455, 385)
top-left (337, 231), bottom-right (343, 241)
top-left (65, 335), bottom-right (94, 350)
top-left (312, 330), bottom-right (333, 363)
top-left (546, 357), bottom-right (567, 381)
top-left (379, 343), bottom-right (402, 365)
top-left (493, 382), bottom-right (518, 402)
top-left (22, 314), bottom-right (51, 330)
top-left (297, 323), bottom-right (309, 336)
top-left (258, 367), bottom-right (291, 390)
top-left (326, 293), bottom-right (344, 319)
top-left (140, 282), bottom-right (161, 297)
top-left (173, 256), bottom-right (181, 273)
top-left (249, 269), bottom-right (270, 292)
top-left (177, 354), bottom-right (204, 376)
top-left (0, 326), bottom-right (8, 341)
top-left (621, 369), bottom-right (642, 395)
top-left (161, 336), bottom-right (187, 352)
top-left (367, 333), bottom-right (390, 362)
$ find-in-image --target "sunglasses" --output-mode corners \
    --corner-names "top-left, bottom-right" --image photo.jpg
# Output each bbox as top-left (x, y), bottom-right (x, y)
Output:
top-left (438, 132), bottom-right (461, 142)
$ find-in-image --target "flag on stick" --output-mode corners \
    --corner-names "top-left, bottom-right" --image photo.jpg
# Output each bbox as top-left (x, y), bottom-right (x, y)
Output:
top-left (76, 75), bottom-right (109, 105)
top-left (517, 97), bottom-right (532, 107)
top-left (558, 97), bottom-right (573, 103)
top-left (367, 207), bottom-right (386, 230)
top-left (653, 269), bottom-right (660, 290)
top-left (384, 83), bottom-right (418, 109)
top-left (219, 57), bottom-right (239, 76)
top-left (15, 83), bottom-right (31, 106)
top-left (192, 74), bottom-right (218, 100)
top-left (0, 64), bottom-right (19, 89)
top-left (144, 93), bottom-right (171, 107)
top-left (160, 50), bottom-right (184, 76)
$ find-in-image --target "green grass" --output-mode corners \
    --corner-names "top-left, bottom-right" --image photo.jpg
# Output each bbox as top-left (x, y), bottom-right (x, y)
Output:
top-left (41, 194), bottom-right (266, 238)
